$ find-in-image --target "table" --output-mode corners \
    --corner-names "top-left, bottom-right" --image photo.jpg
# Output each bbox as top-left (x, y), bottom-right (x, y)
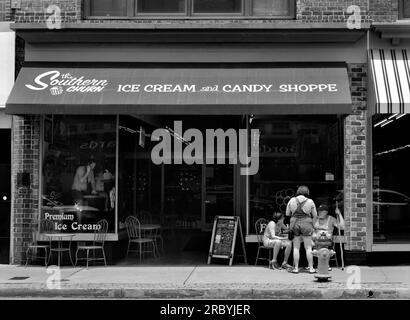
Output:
top-left (45, 233), bottom-right (75, 267)
top-left (140, 224), bottom-right (161, 231)
top-left (140, 224), bottom-right (162, 256)
top-left (83, 195), bottom-right (106, 211)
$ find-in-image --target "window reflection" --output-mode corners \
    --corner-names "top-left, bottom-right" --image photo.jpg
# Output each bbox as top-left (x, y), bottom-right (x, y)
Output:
top-left (41, 116), bottom-right (117, 233)
top-left (248, 115), bottom-right (343, 232)
top-left (138, 0), bottom-right (185, 13)
top-left (193, 0), bottom-right (242, 13)
top-left (372, 114), bottom-right (410, 243)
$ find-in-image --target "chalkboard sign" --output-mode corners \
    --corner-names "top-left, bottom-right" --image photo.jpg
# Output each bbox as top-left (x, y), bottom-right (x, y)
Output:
top-left (207, 216), bottom-right (247, 266)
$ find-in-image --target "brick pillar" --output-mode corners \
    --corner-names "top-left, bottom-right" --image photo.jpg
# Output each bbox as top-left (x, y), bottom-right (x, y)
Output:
top-left (11, 115), bottom-right (41, 264)
top-left (343, 64), bottom-right (368, 264)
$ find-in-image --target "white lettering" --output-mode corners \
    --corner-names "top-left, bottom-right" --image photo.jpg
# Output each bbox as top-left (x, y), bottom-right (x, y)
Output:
top-left (279, 84), bottom-right (339, 93)
top-left (26, 70), bottom-right (60, 90)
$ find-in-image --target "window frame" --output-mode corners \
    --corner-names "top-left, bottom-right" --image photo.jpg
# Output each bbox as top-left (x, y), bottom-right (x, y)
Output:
top-left (83, 0), bottom-right (296, 20)
top-left (399, 0), bottom-right (410, 20)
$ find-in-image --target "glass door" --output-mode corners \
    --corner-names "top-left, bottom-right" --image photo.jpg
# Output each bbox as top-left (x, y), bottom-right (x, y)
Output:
top-left (202, 164), bottom-right (234, 230)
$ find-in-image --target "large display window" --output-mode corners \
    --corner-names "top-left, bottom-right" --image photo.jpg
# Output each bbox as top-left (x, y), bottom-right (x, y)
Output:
top-left (372, 114), bottom-right (410, 244)
top-left (247, 115), bottom-right (344, 235)
top-left (41, 115), bottom-right (117, 235)
top-left (117, 115), bottom-right (162, 230)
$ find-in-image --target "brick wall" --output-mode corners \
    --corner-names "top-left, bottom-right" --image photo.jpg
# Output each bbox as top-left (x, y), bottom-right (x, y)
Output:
top-left (344, 63), bottom-right (368, 252)
top-left (0, 0), bottom-right (11, 21)
top-left (12, 0), bottom-right (81, 23)
top-left (369, 0), bottom-right (399, 22)
top-left (297, 0), bottom-right (370, 23)
top-left (11, 115), bottom-right (41, 264)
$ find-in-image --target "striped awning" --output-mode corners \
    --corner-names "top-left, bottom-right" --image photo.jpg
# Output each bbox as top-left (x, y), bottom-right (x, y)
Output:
top-left (369, 50), bottom-right (410, 114)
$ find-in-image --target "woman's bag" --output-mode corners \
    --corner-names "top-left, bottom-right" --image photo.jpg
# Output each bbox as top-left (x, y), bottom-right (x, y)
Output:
top-left (287, 229), bottom-right (294, 241)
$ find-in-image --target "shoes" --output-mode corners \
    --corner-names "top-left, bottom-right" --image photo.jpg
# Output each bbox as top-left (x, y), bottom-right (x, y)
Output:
top-left (328, 267), bottom-right (332, 271)
top-left (304, 267), bottom-right (316, 273)
top-left (272, 261), bottom-right (281, 270)
top-left (282, 263), bottom-right (293, 270)
top-left (289, 268), bottom-right (299, 274)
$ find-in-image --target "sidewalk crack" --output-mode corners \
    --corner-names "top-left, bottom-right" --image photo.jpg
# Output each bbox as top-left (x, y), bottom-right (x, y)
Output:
top-left (61, 267), bottom-right (85, 281)
top-left (183, 265), bottom-right (197, 286)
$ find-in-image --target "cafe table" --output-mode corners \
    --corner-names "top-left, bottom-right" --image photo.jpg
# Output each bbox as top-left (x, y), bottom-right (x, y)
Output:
top-left (45, 233), bottom-right (75, 267)
top-left (140, 224), bottom-right (162, 256)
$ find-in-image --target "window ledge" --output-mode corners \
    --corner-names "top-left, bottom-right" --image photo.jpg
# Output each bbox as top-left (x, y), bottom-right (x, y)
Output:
top-left (12, 21), bottom-right (370, 30)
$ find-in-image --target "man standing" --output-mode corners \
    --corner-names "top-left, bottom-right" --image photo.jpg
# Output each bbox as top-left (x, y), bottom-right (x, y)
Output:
top-left (71, 159), bottom-right (97, 205)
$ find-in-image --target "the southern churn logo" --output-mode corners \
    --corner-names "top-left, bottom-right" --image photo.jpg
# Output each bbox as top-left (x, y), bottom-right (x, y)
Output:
top-left (25, 70), bottom-right (108, 95)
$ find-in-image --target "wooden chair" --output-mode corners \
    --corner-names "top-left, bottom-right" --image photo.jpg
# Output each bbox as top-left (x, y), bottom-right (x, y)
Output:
top-left (75, 219), bottom-right (108, 269)
top-left (25, 219), bottom-right (54, 267)
top-left (254, 218), bottom-right (272, 266)
top-left (125, 216), bottom-right (156, 263)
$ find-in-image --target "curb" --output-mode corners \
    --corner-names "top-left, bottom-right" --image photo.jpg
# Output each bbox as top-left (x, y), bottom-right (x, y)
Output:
top-left (0, 286), bottom-right (409, 299)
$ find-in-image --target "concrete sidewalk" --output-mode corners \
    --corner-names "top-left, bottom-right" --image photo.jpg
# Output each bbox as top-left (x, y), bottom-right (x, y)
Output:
top-left (0, 264), bottom-right (409, 299)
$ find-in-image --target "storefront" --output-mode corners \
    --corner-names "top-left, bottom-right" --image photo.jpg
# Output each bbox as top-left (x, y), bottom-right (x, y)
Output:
top-left (5, 23), bottom-right (370, 264)
top-left (367, 24), bottom-right (410, 252)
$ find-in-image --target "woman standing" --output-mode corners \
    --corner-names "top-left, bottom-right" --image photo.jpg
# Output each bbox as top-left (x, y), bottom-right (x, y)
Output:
top-left (285, 185), bottom-right (317, 274)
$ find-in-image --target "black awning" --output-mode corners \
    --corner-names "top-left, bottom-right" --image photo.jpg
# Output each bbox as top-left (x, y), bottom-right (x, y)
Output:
top-left (6, 67), bottom-right (352, 115)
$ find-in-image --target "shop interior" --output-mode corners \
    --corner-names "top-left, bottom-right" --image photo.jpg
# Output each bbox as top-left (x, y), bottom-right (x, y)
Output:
top-left (40, 114), bottom-right (345, 265)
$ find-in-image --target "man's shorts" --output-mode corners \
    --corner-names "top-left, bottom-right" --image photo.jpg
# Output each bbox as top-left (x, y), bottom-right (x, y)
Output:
top-left (290, 217), bottom-right (314, 237)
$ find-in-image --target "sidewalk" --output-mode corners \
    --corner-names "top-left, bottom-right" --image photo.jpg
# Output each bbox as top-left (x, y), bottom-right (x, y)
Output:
top-left (0, 264), bottom-right (409, 299)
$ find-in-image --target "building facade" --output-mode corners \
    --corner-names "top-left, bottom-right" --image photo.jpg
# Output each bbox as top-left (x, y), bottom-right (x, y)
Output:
top-left (2, 0), bottom-right (409, 265)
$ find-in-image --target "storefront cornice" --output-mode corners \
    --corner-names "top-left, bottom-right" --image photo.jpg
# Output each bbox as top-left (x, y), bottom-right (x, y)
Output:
top-left (372, 22), bottom-right (410, 45)
top-left (11, 22), bottom-right (368, 44)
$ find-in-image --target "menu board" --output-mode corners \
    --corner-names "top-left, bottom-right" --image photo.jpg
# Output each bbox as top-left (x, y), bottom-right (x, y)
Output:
top-left (212, 218), bottom-right (236, 256)
top-left (207, 216), bottom-right (247, 266)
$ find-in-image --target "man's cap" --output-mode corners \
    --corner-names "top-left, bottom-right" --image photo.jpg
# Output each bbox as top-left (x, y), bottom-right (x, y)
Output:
top-left (318, 204), bottom-right (329, 212)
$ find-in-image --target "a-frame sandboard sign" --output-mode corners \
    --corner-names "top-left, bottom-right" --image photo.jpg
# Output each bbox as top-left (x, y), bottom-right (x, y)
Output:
top-left (207, 216), bottom-right (247, 266)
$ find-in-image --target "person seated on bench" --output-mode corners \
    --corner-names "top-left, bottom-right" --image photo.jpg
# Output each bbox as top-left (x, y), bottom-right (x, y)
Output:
top-left (312, 204), bottom-right (345, 270)
top-left (263, 212), bottom-right (292, 270)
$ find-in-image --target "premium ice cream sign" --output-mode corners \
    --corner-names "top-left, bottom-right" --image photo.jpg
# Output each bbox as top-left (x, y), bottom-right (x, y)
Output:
top-left (25, 70), bottom-right (108, 95)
